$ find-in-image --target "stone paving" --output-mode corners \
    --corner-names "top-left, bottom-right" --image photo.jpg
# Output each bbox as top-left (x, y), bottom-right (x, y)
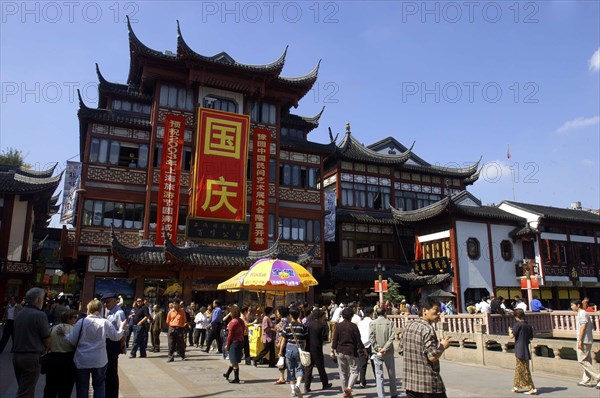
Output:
top-left (2, 338), bottom-right (600, 397)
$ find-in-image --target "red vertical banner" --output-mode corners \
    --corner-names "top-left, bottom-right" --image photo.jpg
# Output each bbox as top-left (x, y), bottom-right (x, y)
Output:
top-left (249, 128), bottom-right (271, 250)
top-left (155, 114), bottom-right (186, 245)
top-left (192, 109), bottom-right (249, 221)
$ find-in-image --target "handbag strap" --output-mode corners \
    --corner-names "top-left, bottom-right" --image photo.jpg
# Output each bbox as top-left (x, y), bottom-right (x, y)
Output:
top-left (75, 318), bottom-right (85, 348)
top-left (289, 321), bottom-right (301, 348)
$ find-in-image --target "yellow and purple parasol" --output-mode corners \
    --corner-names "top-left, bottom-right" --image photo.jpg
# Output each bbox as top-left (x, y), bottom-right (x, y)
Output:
top-left (243, 258), bottom-right (318, 289)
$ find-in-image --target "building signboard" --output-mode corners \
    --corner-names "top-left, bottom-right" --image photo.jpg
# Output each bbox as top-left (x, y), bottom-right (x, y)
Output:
top-left (191, 108), bottom-right (249, 223)
top-left (186, 217), bottom-right (250, 242)
top-left (249, 127), bottom-right (271, 250)
top-left (60, 161), bottom-right (81, 224)
top-left (413, 256), bottom-right (451, 276)
top-left (155, 114), bottom-right (186, 245)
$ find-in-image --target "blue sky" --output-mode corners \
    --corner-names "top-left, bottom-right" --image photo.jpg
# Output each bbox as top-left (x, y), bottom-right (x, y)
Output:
top-left (1, 1), bottom-right (599, 226)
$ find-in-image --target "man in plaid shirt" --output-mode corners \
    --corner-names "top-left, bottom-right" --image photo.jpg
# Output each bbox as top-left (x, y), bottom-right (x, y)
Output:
top-left (399, 296), bottom-right (452, 398)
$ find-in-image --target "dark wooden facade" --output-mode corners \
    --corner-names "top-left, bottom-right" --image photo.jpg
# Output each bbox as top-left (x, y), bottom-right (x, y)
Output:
top-left (321, 125), bottom-right (481, 302)
top-left (63, 19), bottom-right (332, 305)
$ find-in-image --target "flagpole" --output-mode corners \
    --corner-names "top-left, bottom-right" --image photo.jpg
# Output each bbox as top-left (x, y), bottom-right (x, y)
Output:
top-left (508, 144), bottom-right (515, 201)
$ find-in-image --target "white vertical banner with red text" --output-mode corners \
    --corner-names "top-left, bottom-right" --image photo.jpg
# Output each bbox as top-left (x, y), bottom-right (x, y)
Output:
top-left (155, 114), bottom-right (186, 245)
top-left (249, 127), bottom-right (271, 251)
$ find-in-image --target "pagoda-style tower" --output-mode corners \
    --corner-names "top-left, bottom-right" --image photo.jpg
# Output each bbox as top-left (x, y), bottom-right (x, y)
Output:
top-left (62, 19), bottom-right (334, 305)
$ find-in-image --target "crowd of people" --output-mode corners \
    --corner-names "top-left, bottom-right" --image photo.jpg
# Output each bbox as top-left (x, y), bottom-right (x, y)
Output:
top-left (0, 290), bottom-right (599, 397)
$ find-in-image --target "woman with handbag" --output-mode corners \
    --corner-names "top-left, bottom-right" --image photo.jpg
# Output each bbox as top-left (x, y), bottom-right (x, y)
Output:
top-left (223, 306), bottom-right (245, 383)
top-left (65, 299), bottom-right (127, 398)
top-left (279, 307), bottom-right (307, 398)
top-left (43, 309), bottom-right (79, 398)
top-left (274, 305), bottom-right (290, 385)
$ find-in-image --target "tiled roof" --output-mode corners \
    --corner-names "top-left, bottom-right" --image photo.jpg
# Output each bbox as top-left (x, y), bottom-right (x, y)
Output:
top-left (0, 165), bottom-right (62, 194)
top-left (78, 91), bottom-right (151, 128)
top-left (509, 224), bottom-right (538, 237)
top-left (502, 201), bottom-right (600, 225)
top-left (336, 209), bottom-right (397, 224)
top-left (96, 64), bottom-right (153, 102)
top-left (281, 107), bottom-right (324, 132)
top-left (395, 272), bottom-right (452, 286)
top-left (391, 192), bottom-right (526, 223)
top-left (176, 21), bottom-right (287, 75)
top-left (336, 130), bottom-right (413, 165)
top-left (111, 231), bottom-right (316, 267)
top-left (280, 137), bottom-right (336, 154)
top-left (400, 157), bottom-right (482, 179)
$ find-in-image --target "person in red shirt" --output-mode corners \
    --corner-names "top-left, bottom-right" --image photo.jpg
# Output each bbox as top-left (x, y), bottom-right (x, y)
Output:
top-left (223, 306), bottom-right (245, 383)
top-left (166, 301), bottom-right (187, 362)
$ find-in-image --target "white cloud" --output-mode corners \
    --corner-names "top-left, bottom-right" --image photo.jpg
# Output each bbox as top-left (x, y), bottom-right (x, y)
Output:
top-left (581, 159), bottom-right (595, 167)
top-left (589, 48), bottom-right (600, 72)
top-left (555, 116), bottom-right (600, 134)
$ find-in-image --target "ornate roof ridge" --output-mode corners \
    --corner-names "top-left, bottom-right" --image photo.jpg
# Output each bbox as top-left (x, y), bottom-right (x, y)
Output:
top-left (77, 91), bottom-right (151, 128)
top-left (391, 193), bottom-right (526, 223)
top-left (127, 16), bottom-right (175, 60)
top-left (279, 138), bottom-right (337, 154)
top-left (277, 59), bottom-right (320, 85)
top-left (96, 63), bottom-right (127, 90)
top-left (283, 106), bottom-right (325, 129)
top-left (337, 128), bottom-right (414, 165)
top-left (426, 155), bottom-right (482, 175)
top-left (96, 63), bottom-right (151, 102)
top-left (176, 20), bottom-right (287, 74)
top-left (501, 200), bottom-right (600, 225)
top-left (367, 136), bottom-right (431, 166)
top-left (111, 230), bottom-right (166, 266)
top-left (390, 196), bottom-right (451, 223)
top-left (0, 163), bottom-right (58, 178)
top-left (13, 171), bottom-right (62, 186)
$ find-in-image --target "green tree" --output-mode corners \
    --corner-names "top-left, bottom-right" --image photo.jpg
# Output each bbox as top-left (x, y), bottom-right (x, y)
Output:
top-left (383, 278), bottom-right (405, 304)
top-left (0, 147), bottom-right (30, 168)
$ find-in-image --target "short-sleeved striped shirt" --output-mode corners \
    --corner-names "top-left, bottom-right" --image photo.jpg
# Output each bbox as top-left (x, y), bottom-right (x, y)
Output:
top-left (399, 318), bottom-right (445, 394)
top-left (283, 321), bottom-right (307, 347)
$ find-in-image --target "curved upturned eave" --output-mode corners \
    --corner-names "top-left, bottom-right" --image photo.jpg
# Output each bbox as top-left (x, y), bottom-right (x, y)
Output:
top-left (277, 59), bottom-right (320, 87)
top-left (463, 168), bottom-right (481, 185)
top-left (390, 197), bottom-right (451, 223)
top-left (337, 132), bottom-right (414, 165)
top-left (110, 230), bottom-right (166, 266)
top-left (127, 16), bottom-right (178, 85)
top-left (176, 20), bottom-right (287, 75)
top-left (429, 155), bottom-right (482, 176)
top-left (96, 63), bottom-right (152, 104)
top-left (3, 164), bottom-right (58, 179)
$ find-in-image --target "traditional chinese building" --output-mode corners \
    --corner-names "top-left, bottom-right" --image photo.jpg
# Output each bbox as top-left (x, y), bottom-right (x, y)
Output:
top-left (0, 164), bottom-right (61, 299)
top-left (61, 19), bottom-right (333, 306)
top-left (499, 201), bottom-right (600, 309)
top-left (390, 194), bottom-right (600, 310)
top-left (321, 127), bottom-right (481, 302)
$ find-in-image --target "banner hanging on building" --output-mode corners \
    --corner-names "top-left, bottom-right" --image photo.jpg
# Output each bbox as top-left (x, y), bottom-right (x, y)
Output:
top-left (191, 108), bottom-right (249, 222)
top-left (155, 114), bottom-right (186, 245)
top-left (60, 161), bottom-right (81, 224)
top-left (249, 127), bottom-right (271, 250)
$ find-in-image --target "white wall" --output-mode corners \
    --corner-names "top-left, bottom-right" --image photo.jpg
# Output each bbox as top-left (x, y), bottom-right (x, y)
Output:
top-left (456, 220), bottom-right (493, 298)
top-left (490, 224), bottom-right (520, 287)
top-left (7, 197), bottom-right (27, 261)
